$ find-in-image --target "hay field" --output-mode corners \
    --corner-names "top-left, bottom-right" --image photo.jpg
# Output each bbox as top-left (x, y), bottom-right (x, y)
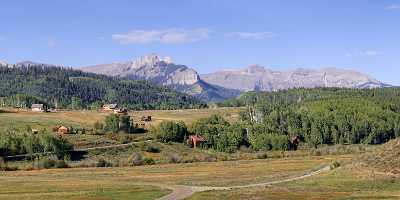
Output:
top-left (0, 107), bottom-right (244, 131)
top-left (0, 155), bottom-right (340, 200)
top-left (188, 166), bottom-right (400, 200)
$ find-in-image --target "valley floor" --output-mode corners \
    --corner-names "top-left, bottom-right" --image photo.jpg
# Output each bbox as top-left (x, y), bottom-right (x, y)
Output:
top-left (2, 153), bottom-right (398, 200)
top-left (1, 108), bottom-right (400, 200)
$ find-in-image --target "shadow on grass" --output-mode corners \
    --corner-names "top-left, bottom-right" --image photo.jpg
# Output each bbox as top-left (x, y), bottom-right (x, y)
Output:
top-left (69, 150), bottom-right (88, 161)
top-left (349, 196), bottom-right (400, 199)
top-left (0, 110), bottom-right (17, 114)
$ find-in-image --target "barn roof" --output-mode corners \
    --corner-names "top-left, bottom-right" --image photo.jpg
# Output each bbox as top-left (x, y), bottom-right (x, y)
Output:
top-left (103, 104), bottom-right (118, 109)
top-left (58, 126), bottom-right (68, 130)
top-left (31, 104), bottom-right (44, 108)
top-left (190, 135), bottom-right (206, 142)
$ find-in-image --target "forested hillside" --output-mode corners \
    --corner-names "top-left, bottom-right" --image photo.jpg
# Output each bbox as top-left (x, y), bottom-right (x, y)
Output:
top-left (0, 65), bottom-right (206, 110)
top-left (217, 87), bottom-right (400, 107)
top-left (240, 88), bottom-right (400, 148)
top-left (167, 88), bottom-right (400, 153)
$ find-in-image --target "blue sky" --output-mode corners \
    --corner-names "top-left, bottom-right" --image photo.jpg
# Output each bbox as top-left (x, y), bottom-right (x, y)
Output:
top-left (1, 0), bottom-right (399, 85)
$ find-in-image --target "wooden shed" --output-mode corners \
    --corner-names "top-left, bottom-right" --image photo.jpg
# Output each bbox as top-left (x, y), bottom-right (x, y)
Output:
top-left (31, 104), bottom-right (47, 112)
top-left (291, 135), bottom-right (301, 150)
top-left (102, 104), bottom-right (118, 111)
top-left (114, 108), bottom-right (127, 114)
top-left (57, 126), bottom-right (69, 134)
top-left (141, 115), bottom-right (152, 122)
top-left (189, 135), bottom-right (206, 149)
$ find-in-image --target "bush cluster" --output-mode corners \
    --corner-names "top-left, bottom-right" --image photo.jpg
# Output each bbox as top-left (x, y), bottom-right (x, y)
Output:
top-left (0, 129), bottom-right (72, 158)
top-left (152, 121), bottom-right (188, 143)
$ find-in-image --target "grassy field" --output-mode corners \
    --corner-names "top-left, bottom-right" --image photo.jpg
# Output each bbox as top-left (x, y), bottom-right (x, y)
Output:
top-left (187, 165), bottom-right (400, 200)
top-left (0, 107), bottom-right (244, 131)
top-left (0, 155), bottom-right (343, 200)
top-left (0, 109), bottom-right (107, 130)
top-left (2, 152), bottom-right (399, 200)
top-left (0, 171), bottom-right (170, 200)
top-left (0, 107), bottom-right (244, 149)
top-left (130, 107), bottom-right (244, 128)
top-left (186, 141), bottom-right (400, 200)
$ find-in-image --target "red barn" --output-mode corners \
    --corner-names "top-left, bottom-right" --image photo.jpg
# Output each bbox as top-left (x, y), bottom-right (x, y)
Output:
top-left (189, 135), bottom-right (206, 149)
top-left (57, 126), bottom-right (69, 134)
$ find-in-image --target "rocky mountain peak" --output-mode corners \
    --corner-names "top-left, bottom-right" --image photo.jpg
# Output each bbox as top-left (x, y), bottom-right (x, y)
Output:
top-left (247, 64), bottom-right (266, 74)
top-left (0, 59), bottom-right (7, 66)
top-left (81, 54), bottom-right (202, 85)
top-left (79, 54), bottom-right (237, 101)
top-left (130, 54), bottom-right (173, 69)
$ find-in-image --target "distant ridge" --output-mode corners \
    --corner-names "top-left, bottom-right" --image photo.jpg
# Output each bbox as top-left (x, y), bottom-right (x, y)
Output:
top-left (201, 65), bottom-right (388, 91)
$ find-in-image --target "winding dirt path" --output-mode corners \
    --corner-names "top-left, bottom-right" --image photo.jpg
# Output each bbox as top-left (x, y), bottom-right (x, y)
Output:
top-left (157, 165), bottom-right (331, 200)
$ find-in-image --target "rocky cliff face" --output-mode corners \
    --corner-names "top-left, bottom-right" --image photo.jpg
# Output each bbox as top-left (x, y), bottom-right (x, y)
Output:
top-left (81, 54), bottom-right (200, 86)
top-left (80, 54), bottom-right (240, 101)
top-left (201, 65), bottom-right (386, 91)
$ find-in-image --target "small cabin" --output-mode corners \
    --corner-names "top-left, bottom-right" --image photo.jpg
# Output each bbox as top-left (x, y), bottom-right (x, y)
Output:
top-left (102, 104), bottom-right (118, 111)
top-left (31, 129), bottom-right (39, 134)
top-left (141, 115), bottom-right (152, 122)
top-left (113, 108), bottom-right (127, 114)
top-left (189, 135), bottom-right (206, 149)
top-left (135, 122), bottom-right (146, 129)
top-left (291, 135), bottom-right (301, 150)
top-left (57, 126), bottom-right (69, 134)
top-left (31, 104), bottom-right (47, 112)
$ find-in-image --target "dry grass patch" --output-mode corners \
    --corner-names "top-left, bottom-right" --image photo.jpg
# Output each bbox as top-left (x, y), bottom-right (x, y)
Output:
top-left (131, 107), bottom-right (244, 128)
top-left (187, 164), bottom-right (400, 200)
top-left (2, 155), bottom-right (341, 187)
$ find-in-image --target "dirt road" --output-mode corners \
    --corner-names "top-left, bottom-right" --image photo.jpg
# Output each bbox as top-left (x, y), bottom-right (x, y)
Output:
top-left (157, 165), bottom-right (331, 200)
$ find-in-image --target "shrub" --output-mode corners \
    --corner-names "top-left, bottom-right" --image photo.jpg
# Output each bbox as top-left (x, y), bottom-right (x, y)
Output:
top-left (104, 114), bottom-right (120, 133)
top-left (128, 152), bottom-right (143, 166)
top-left (218, 154), bottom-right (229, 161)
top-left (145, 145), bottom-right (161, 153)
top-left (310, 149), bottom-right (322, 156)
top-left (190, 115), bottom-right (230, 148)
top-left (193, 154), bottom-right (217, 162)
top-left (96, 158), bottom-right (111, 167)
top-left (255, 152), bottom-right (268, 159)
top-left (0, 130), bottom-right (73, 158)
top-left (330, 160), bottom-right (341, 170)
top-left (204, 154), bottom-right (217, 162)
top-left (163, 152), bottom-right (182, 163)
top-left (0, 157), bottom-right (18, 171)
top-left (152, 121), bottom-right (188, 143)
top-left (143, 157), bottom-right (155, 165)
top-left (32, 157), bottom-right (69, 169)
top-left (41, 158), bottom-right (56, 169)
top-left (118, 135), bottom-right (131, 144)
top-left (239, 145), bottom-right (251, 153)
top-left (55, 160), bottom-right (69, 168)
top-left (93, 121), bottom-right (104, 134)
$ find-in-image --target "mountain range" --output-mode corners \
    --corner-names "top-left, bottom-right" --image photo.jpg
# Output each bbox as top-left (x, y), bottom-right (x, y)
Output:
top-left (201, 65), bottom-right (387, 92)
top-left (79, 54), bottom-right (241, 101)
top-left (1, 54), bottom-right (390, 101)
top-left (81, 54), bottom-right (388, 100)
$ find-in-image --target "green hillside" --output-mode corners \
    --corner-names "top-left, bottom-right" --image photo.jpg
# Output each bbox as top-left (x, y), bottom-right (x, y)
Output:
top-left (0, 65), bottom-right (206, 110)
